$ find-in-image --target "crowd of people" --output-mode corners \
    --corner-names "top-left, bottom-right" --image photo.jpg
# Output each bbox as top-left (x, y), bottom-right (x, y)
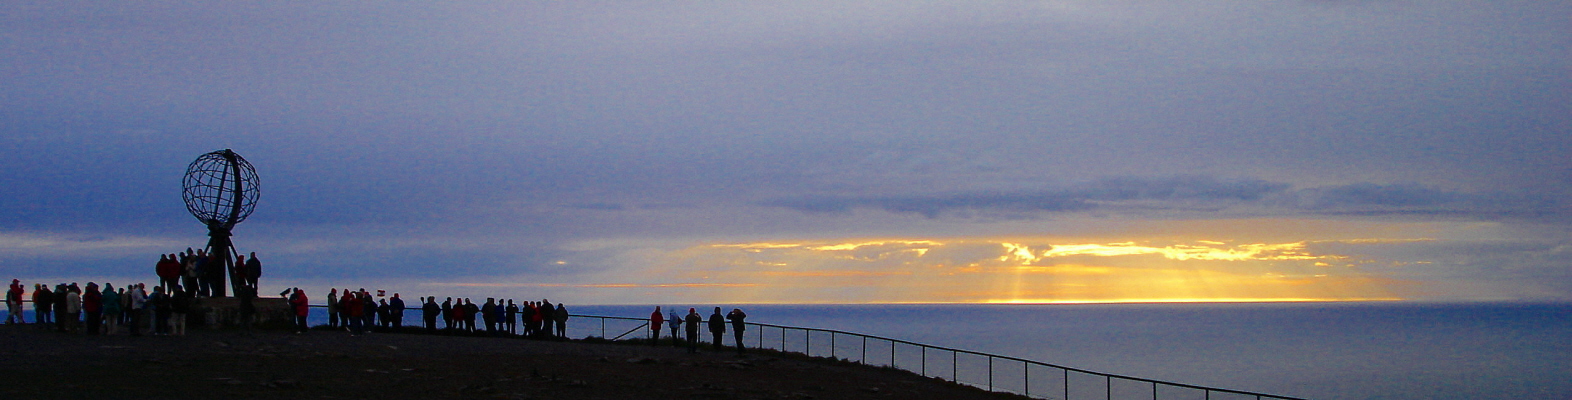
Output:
top-left (312, 288), bottom-right (573, 340)
top-left (6, 278), bottom-right (192, 336)
top-left (650, 306), bottom-right (749, 354)
top-left (5, 250), bottom-right (760, 357)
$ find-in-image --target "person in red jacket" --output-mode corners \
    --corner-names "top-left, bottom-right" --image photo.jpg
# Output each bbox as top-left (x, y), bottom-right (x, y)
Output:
top-left (649, 306), bottom-right (664, 346)
top-left (155, 255), bottom-right (181, 293)
top-left (5, 279), bottom-right (23, 324)
top-left (345, 291), bottom-right (365, 335)
top-left (288, 288), bottom-right (309, 333)
top-left (82, 283), bottom-right (102, 335)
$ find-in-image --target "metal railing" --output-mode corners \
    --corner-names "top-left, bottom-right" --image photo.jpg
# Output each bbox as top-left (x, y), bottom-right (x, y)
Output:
top-left (565, 314), bottom-right (1307, 400)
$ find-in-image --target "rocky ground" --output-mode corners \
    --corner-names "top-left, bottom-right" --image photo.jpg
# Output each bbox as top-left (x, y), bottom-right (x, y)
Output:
top-left (0, 323), bottom-right (1030, 400)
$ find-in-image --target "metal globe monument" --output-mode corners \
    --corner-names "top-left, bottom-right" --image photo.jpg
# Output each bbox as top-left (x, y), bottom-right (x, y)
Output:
top-left (182, 149), bottom-right (260, 298)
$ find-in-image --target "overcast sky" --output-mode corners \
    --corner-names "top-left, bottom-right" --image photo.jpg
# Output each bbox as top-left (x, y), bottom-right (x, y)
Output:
top-left (3, 1), bottom-right (1568, 304)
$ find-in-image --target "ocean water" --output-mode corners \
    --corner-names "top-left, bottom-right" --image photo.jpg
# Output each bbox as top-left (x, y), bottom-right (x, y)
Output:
top-left (569, 303), bottom-right (1572, 400)
top-left (8, 302), bottom-right (1568, 399)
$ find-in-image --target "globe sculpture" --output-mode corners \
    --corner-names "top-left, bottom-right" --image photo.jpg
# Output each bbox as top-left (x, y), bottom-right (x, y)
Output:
top-left (182, 149), bottom-right (260, 298)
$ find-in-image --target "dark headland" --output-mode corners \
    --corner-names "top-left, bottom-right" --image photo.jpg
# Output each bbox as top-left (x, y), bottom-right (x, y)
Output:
top-left (0, 324), bottom-right (1029, 400)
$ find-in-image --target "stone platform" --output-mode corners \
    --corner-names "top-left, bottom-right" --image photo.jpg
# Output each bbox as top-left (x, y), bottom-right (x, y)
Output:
top-left (191, 296), bottom-right (293, 328)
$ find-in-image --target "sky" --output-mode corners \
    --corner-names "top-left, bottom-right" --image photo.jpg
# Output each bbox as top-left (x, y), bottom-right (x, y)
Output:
top-left (2, 0), bottom-right (1569, 305)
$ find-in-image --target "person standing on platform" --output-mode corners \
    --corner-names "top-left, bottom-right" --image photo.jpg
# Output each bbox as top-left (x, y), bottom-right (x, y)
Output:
top-left (54, 283), bottom-right (70, 332)
top-left (684, 308), bottom-right (702, 353)
top-left (289, 288), bottom-right (309, 333)
top-left (707, 307), bottom-right (725, 350)
top-left (423, 296), bottom-right (439, 333)
top-left (191, 250), bottom-right (209, 297)
top-left (150, 286), bottom-right (170, 335)
top-left (102, 283), bottom-right (120, 335)
top-left (170, 285), bottom-right (190, 336)
top-left (553, 303), bottom-right (568, 339)
top-left (155, 255), bottom-right (179, 292)
top-left (345, 290), bottom-right (365, 336)
top-left (441, 297), bottom-right (453, 333)
top-left (389, 293), bottom-right (405, 329)
top-left (243, 252), bottom-right (261, 294)
top-left (32, 284), bottom-right (53, 327)
top-left (505, 300), bottom-right (519, 335)
top-left (205, 251), bottom-right (226, 298)
top-left (363, 292), bottom-right (379, 329)
top-left (649, 306), bottom-right (664, 346)
top-left (466, 299), bottom-right (480, 333)
top-left (539, 299), bottom-right (554, 338)
top-left (727, 308), bottom-right (748, 353)
top-left (181, 250), bottom-right (199, 298)
top-left (482, 298), bottom-right (497, 335)
top-left (82, 283), bottom-right (102, 335)
top-left (64, 284), bottom-right (82, 333)
top-left (377, 298), bottom-right (391, 329)
top-left (522, 301), bottom-right (538, 337)
top-left (128, 284), bottom-right (146, 336)
top-left (669, 309), bottom-right (683, 348)
top-left (327, 288), bottom-right (339, 328)
top-left (5, 279), bottom-right (23, 324)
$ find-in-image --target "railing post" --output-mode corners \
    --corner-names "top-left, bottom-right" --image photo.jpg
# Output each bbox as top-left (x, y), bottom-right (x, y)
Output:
top-left (1106, 375), bottom-right (1111, 400)
top-left (806, 330), bottom-right (811, 356)
top-left (1064, 368), bottom-right (1069, 400)
top-left (831, 332), bottom-right (836, 359)
top-left (921, 346), bottom-right (926, 376)
top-left (1152, 381), bottom-right (1157, 400)
top-left (890, 340), bottom-right (895, 368)
top-left (600, 318), bottom-right (605, 338)
top-left (953, 351), bottom-right (958, 382)
top-left (1024, 362), bottom-right (1030, 397)
top-left (861, 336), bottom-right (867, 364)
top-left (988, 356), bottom-right (994, 391)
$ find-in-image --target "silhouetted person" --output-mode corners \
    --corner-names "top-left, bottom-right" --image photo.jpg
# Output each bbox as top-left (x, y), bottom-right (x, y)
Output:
top-left (243, 252), bottom-right (261, 294)
top-left (32, 284), bottom-right (53, 327)
top-left (345, 291), bottom-right (365, 335)
top-left (151, 285), bottom-right (170, 335)
top-left (441, 297), bottom-right (453, 332)
top-left (684, 308), bottom-right (701, 353)
top-left (205, 251), bottom-right (225, 297)
top-left (327, 288), bottom-right (340, 328)
top-left (708, 307), bottom-right (725, 349)
top-left (5, 279), bottom-right (23, 324)
top-left (389, 293), bottom-right (405, 329)
top-left (423, 296), bottom-right (439, 333)
top-left (727, 308), bottom-right (747, 353)
top-left (649, 306), bottom-right (664, 346)
top-left (170, 285), bottom-right (190, 335)
top-left (82, 283), bottom-right (102, 335)
top-left (539, 299), bottom-right (554, 338)
top-left (377, 298), bottom-right (391, 328)
top-left (554, 303), bottom-right (568, 338)
top-left (155, 255), bottom-right (180, 293)
top-left (483, 298), bottom-right (498, 335)
top-left (506, 300), bottom-right (519, 335)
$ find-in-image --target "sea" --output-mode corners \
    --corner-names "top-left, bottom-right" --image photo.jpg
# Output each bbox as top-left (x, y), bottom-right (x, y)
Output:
top-left (7, 302), bottom-right (1568, 400)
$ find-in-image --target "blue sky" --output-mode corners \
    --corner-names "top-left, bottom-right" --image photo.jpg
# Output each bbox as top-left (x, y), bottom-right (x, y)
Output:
top-left (2, 1), bottom-right (1569, 304)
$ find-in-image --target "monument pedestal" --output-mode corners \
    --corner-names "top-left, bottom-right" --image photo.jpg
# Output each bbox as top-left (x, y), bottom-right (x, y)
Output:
top-left (193, 297), bottom-right (292, 329)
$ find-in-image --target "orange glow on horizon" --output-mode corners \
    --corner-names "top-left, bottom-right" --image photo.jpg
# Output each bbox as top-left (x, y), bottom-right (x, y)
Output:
top-left (552, 228), bottom-right (1440, 304)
